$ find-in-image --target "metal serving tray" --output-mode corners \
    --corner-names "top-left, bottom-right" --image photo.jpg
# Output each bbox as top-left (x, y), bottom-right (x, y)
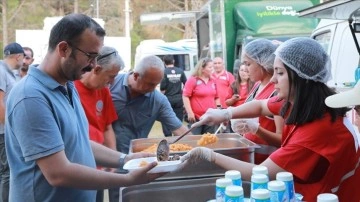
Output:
top-left (129, 133), bottom-right (259, 180)
top-left (120, 177), bottom-right (251, 202)
top-left (130, 133), bottom-right (259, 154)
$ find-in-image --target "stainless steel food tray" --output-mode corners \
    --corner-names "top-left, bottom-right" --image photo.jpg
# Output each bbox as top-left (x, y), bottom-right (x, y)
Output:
top-left (130, 133), bottom-right (260, 154)
top-left (129, 133), bottom-right (260, 180)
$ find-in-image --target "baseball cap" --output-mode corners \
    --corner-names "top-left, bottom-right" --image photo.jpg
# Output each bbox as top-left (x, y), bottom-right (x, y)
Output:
top-left (4, 42), bottom-right (25, 56)
top-left (325, 82), bottom-right (360, 108)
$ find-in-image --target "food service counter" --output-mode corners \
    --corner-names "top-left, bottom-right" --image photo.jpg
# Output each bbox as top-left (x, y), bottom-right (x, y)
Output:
top-left (120, 133), bottom-right (258, 201)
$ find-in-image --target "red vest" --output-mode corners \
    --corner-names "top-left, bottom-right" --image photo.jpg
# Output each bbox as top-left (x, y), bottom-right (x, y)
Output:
top-left (244, 82), bottom-right (278, 164)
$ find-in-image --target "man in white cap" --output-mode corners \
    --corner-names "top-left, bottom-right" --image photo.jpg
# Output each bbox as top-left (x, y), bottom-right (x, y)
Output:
top-left (325, 82), bottom-right (360, 135)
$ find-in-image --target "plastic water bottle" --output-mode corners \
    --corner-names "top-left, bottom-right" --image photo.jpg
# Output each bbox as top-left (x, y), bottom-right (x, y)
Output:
top-left (225, 185), bottom-right (244, 202)
top-left (216, 178), bottom-right (233, 202)
top-left (251, 174), bottom-right (268, 191)
top-left (268, 180), bottom-right (286, 202)
top-left (252, 165), bottom-right (268, 176)
top-left (225, 170), bottom-right (242, 186)
top-left (317, 193), bottom-right (339, 202)
top-left (276, 172), bottom-right (295, 202)
top-left (251, 189), bottom-right (270, 202)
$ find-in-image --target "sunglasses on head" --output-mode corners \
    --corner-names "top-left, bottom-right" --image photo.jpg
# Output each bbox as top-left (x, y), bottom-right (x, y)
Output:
top-left (201, 57), bottom-right (212, 67)
top-left (97, 51), bottom-right (117, 62)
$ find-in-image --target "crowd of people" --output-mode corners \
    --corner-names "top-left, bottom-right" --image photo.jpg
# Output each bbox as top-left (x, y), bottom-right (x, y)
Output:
top-left (0, 13), bottom-right (359, 202)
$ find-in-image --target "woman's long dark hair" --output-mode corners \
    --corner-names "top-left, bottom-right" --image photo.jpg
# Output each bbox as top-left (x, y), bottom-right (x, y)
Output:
top-left (280, 64), bottom-right (349, 125)
top-left (231, 60), bottom-right (254, 95)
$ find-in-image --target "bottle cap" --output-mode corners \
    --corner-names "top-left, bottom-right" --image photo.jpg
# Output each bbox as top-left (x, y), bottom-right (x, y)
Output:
top-left (268, 180), bottom-right (286, 191)
top-left (252, 165), bottom-right (268, 175)
top-left (276, 172), bottom-right (293, 181)
top-left (225, 185), bottom-right (243, 197)
top-left (317, 193), bottom-right (339, 202)
top-left (251, 189), bottom-right (270, 199)
top-left (216, 178), bottom-right (232, 187)
top-left (251, 174), bottom-right (268, 183)
top-left (225, 170), bottom-right (241, 180)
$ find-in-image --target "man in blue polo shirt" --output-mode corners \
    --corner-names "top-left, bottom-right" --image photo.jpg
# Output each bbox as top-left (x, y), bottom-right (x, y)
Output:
top-left (5, 14), bottom-right (162, 202)
top-left (109, 55), bottom-right (191, 202)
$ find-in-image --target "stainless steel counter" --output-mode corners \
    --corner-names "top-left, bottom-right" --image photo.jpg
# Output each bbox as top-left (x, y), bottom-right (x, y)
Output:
top-left (120, 177), bottom-right (251, 202)
top-left (121, 134), bottom-right (257, 201)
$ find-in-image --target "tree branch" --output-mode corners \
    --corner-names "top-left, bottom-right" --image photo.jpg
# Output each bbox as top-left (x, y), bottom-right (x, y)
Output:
top-left (7, 0), bottom-right (26, 24)
top-left (164, 0), bottom-right (182, 11)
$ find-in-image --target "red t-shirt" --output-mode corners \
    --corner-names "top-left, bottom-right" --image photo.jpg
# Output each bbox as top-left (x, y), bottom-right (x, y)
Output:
top-left (212, 71), bottom-right (234, 108)
top-left (75, 81), bottom-right (118, 144)
top-left (183, 76), bottom-right (218, 119)
top-left (268, 96), bottom-right (360, 201)
top-left (244, 82), bottom-right (278, 164)
top-left (225, 82), bottom-right (249, 107)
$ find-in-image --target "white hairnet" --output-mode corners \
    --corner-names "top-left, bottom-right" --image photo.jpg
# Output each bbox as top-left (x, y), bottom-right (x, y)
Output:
top-left (244, 38), bottom-right (277, 72)
top-left (275, 37), bottom-right (331, 83)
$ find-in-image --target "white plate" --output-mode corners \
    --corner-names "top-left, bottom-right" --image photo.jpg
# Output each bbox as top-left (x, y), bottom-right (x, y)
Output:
top-left (123, 157), bottom-right (182, 173)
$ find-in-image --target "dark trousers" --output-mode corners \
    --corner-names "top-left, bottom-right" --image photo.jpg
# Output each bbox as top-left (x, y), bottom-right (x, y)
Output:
top-left (108, 169), bottom-right (127, 202)
top-left (96, 189), bottom-right (103, 202)
top-left (0, 135), bottom-right (9, 202)
top-left (162, 97), bottom-right (184, 137)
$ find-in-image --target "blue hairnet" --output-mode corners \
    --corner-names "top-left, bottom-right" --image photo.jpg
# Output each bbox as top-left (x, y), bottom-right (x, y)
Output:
top-left (275, 37), bottom-right (331, 83)
top-left (244, 38), bottom-right (277, 72)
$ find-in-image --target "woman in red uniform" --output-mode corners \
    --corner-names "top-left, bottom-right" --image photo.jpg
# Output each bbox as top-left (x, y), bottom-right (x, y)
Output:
top-left (233, 39), bottom-right (284, 164)
top-left (183, 57), bottom-right (220, 135)
top-left (225, 60), bottom-right (254, 107)
top-left (182, 37), bottom-right (360, 201)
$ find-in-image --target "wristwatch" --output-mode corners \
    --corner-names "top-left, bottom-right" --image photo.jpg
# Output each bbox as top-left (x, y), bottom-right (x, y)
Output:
top-left (119, 153), bottom-right (127, 169)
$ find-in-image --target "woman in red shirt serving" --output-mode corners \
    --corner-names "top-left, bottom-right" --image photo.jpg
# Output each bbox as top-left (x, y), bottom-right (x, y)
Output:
top-left (183, 57), bottom-right (220, 135)
top-left (181, 37), bottom-right (360, 201)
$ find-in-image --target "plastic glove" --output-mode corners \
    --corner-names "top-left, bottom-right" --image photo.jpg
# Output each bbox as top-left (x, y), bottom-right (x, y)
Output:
top-left (231, 118), bottom-right (260, 134)
top-left (191, 108), bottom-right (232, 128)
top-left (180, 147), bottom-right (216, 164)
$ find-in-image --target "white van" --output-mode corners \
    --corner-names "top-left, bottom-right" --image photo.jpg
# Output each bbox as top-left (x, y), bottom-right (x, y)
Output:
top-left (134, 39), bottom-right (198, 78)
top-left (300, 0), bottom-right (360, 89)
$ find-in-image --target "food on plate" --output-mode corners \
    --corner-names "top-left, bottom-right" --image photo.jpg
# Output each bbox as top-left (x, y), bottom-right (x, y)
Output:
top-left (139, 160), bottom-right (149, 167)
top-left (141, 143), bottom-right (193, 153)
top-left (168, 154), bottom-right (180, 161)
top-left (197, 133), bottom-right (219, 146)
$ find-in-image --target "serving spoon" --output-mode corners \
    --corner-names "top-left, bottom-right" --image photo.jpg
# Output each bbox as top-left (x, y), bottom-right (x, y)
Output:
top-left (156, 126), bottom-right (195, 161)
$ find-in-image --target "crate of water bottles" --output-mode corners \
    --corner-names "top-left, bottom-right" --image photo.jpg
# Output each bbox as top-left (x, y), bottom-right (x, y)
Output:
top-left (214, 166), bottom-right (298, 202)
top-left (214, 166), bottom-right (340, 202)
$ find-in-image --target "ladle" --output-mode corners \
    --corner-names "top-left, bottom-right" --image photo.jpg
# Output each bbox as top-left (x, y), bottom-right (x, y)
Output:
top-left (156, 126), bottom-right (195, 161)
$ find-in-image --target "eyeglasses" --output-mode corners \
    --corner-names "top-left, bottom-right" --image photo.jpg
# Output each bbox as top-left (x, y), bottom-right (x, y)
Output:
top-left (70, 44), bottom-right (100, 63)
top-left (97, 51), bottom-right (117, 61)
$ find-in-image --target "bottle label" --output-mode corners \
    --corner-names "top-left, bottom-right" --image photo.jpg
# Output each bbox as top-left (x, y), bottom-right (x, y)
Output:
top-left (269, 190), bottom-right (286, 202)
top-left (225, 195), bottom-right (244, 202)
top-left (284, 181), bottom-right (295, 202)
top-left (251, 182), bottom-right (268, 191)
top-left (250, 198), bottom-right (270, 202)
top-left (232, 179), bottom-right (242, 186)
top-left (216, 186), bottom-right (226, 202)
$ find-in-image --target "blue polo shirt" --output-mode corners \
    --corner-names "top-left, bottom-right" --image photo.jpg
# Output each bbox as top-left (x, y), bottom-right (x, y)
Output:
top-left (0, 60), bottom-right (17, 134)
top-left (110, 73), bottom-right (182, 153)
top-left (5, 67), bottom-right (96, 202)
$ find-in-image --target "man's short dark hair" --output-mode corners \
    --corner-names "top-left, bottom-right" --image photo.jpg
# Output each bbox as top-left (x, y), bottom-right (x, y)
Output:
top-left (48, 13), bottom-right (106, 52)
top-left (23, 47), bottom-right (34, 57)
top-left (163, 55), bottom-right (174, 65)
